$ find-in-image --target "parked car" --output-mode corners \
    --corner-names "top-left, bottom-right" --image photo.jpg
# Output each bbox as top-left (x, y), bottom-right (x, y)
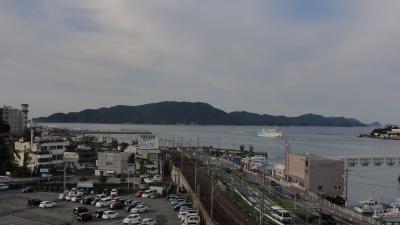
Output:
top-left (182, 213), bottom-right (199, 223)
top-left (110, 200), bottom-right (125, 210)
top-left (184, 215), bottom-right (200, 224)
top-left (141, 218), bottom-right (157, 225)
top-left (110, 188), bottom-right (118, 196)
top-left (77, 188), bottom-right (85, 196)
top-left (142, 190), bottom-right (156, 198)
top-left (124, 201), bottom-right (142, 211)
top-left (95, 194), bottom-right (107, 200)
top-left (102, 189), bottom-right (110, 195)
top-left (68, 188), bottom-right (77, 196)
top-left (28, 199), bottom-right (42, 207)
top-left (71, 194), bottom-right (83, 202)
top-left (102, 210), bottom-right (120, 219)
top-left (76, 212), bottom-right (93, 222)
top-left (82, 196), bottom-right (94, 205)
top-left (91, 198), bottom-right (99, 206)
top-left (171, 199), bottom-right (186, 207)
top-left (21, 186), bottom-right (34, 193)
top-left (152, 175), bottom-right (162, 182)
top-left (96, 197), bottom-right (112, 207)
top-left (39, 201), bottom-right (56, 208)
top-left (149, 192), bottom-right (160, 199)
top-left (175, 203), bottom-right (192, 211)
top-left (134, 190), bottom-right (144, 197)
top-left (95, 210), bottom-right (105, 219)
top-left (130, 204), bottom-right (149, 213)
top-left (59, 191), bottom-right (69, 200)
top-left (179, 209), bottom-right (197, 220)
top-left (73, 206), bottom-right (89, 215)
top-left (0, 183), bottom-right (9, 191)
top-left (123, 214), bottom-right (142, 224)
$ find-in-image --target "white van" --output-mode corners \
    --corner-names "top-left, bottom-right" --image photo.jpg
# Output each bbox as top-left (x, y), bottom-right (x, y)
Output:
top-left (271, 206), bottom-right (292, 224)
top-left (96, 197), bottom-right (112, 207)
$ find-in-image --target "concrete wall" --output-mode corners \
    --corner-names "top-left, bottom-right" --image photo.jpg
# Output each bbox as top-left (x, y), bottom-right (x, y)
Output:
top-left (306, 158), bottom-right (344, 196)
top-left (287, 153), bottom-right (306, 182)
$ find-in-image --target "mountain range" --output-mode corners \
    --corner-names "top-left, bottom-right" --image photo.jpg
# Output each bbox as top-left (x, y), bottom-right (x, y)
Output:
top-left (35, 101), bottom-right (366, 127)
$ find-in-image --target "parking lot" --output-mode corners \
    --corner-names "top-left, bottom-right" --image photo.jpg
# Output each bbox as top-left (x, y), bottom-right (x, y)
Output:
top-left (0, 190), bottom-right (181, 225)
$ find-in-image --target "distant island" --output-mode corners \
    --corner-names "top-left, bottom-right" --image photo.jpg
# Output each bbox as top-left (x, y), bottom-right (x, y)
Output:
top-left (35, 101), bottom-right (366, 127)
top-left (359, 125), bottom-right (400, 140)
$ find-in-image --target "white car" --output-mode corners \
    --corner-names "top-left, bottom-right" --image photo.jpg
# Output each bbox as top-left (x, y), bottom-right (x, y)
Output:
top-left (0, 183), bottom-right (9, 191)
top-left (142, 217), bottom-right (157, 225)
top-left (130, 204), bottom-right (149, 213)
top-left (39, 201), bottom-right (56, 208)
top-left (123, 214), bottom-right (142, 224)
top-left (96, 197), bottom-right (112, 207)
top-left (110, 189), bottom-right (118, 196)
top-left (178, 209), bottom-right (197, 219)
top-left (152, 175), bottom-right (162, 182)
top-left (142, 190), bottom-right (156, 198)
top-left (102, 210), bottom-right (120, 219)
top-left (184, 215), bottom-right (200, 224)
top-left (182, 213), bottom-right (198, 222)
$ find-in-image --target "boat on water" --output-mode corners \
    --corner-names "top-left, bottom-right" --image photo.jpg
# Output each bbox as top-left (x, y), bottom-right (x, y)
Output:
top-left (373, 201), bottom-right (400, 224)
top-left (257, 127), bottom-right (283, 138)
top-left (354, 196), bottom-right (384, 214)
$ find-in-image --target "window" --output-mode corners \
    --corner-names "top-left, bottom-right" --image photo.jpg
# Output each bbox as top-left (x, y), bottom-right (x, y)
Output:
top-left (57, 145), bottom-right (64, 149)
top-left (106, 162), bottom-right (113, 166)
top-left (41, 146), bottom-right (47, 151)
top-left (317, 185), bottom-right (323, 191)
top-left (49, 145), bottom-right (57, 150)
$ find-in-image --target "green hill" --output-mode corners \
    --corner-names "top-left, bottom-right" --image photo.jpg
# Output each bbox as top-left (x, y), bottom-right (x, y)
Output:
top-left (35, 101), bottom-right (366, 127)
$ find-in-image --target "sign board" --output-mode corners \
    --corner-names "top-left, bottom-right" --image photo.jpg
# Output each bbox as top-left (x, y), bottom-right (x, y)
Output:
top-left (40, 168), bottom-right (49, 173)
top-left (5, 172), bottom-right (10, 176)
top-left (78, 182), bottom-right (93, 188)
top-left (41, 173), bottom-right (48, 178)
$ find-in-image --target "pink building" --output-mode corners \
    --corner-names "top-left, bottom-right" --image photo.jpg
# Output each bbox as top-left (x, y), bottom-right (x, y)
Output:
top-left (287, 153), bottom-right (344, 196)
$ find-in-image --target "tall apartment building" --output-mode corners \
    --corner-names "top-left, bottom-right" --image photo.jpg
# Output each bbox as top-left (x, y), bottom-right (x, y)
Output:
top-left (0, 104), bottom-right (29, 136)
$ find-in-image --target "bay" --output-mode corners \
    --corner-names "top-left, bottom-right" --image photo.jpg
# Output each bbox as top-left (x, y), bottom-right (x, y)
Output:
top-left (41, 123), bottom-right (400, 205)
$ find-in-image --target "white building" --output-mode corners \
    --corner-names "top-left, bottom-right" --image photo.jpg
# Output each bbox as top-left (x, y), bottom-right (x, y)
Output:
top-left (0, 104), bottom-right (29, 135)
top-left (96, 151), bottom-right (135, 176)
top-left (14, 135), bottom-right (69, 172)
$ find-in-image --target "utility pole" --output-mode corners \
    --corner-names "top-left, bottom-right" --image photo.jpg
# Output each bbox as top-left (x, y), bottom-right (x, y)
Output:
top-left (211, 172), bottom-right (214, 221)
top-left (63, 162), bottom-right (66, 192)
top-left (195, 162), bottom-right (197, 195)
top-left (344, 167), bottom-right (349, 208)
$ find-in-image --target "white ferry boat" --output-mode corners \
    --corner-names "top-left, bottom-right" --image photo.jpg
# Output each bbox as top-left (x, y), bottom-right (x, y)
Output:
top-left (354, 196), bottom-right (384, 214)
top-left (257, 127), bottom-right (283, 138)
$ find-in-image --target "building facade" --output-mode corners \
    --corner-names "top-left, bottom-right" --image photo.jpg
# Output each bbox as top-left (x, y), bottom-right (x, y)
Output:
top-left (1, 104), bottom-right (29, 136)
top-left (96, 151), bottom-right (135, 176)
top-left (287, 153), bottom-right (344, 196)
top-left (14, 136), bottom-right (69, 172)
top-left (64, 145), bottom-right (96, 170)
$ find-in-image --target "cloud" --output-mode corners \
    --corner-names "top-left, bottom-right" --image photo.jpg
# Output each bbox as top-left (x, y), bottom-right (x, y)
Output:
top-left (0, 0), bottom-right (399, 123)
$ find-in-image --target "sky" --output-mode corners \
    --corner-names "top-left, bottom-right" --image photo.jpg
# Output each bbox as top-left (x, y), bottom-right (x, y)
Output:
top-left (1, 0), bottom-right (400, 124)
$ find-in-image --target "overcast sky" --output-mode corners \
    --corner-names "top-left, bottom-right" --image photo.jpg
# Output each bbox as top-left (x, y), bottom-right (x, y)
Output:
top-left (1, 0), bottom-right (399, 124)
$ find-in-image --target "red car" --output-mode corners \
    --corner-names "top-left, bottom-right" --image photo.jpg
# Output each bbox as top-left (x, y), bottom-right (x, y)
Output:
top-left (134, 190), bottom-right (143, 197)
